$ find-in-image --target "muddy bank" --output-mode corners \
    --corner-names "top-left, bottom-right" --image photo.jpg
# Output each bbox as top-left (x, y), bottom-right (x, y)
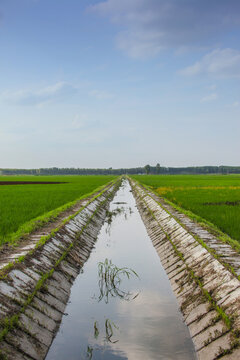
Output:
top-left (130, 179), bottom-right (240, 360)
top-left (0, 180), bottom-right (121, 359)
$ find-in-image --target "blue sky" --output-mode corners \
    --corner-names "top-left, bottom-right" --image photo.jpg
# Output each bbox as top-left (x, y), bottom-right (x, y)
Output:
top-left (1, 0), bottom-right (240, 168)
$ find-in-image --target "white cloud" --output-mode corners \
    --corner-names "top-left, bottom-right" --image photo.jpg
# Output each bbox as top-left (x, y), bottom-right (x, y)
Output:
top-left (117, 30), bottom-right (163, 59)
top-left (209, 84), bottom-right (217, 90)
top-left (3, 82), bottom-right (78, 106)
top-left (200, 93), bottom-right (218, 103)
top-left (70, 115), bottom-right (87, 130)
top-left (89, 89), bottom-right (114, 99)
top-left (181, 48), bottom-right (240, 78)
top-left (89, 0), bottom-right (240, 58)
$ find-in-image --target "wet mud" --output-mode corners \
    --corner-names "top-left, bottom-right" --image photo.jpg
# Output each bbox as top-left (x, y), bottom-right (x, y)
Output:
top-left (0, 181), bottom-right (67, 185)
top-left (203, 200), bottom-right (240, 206)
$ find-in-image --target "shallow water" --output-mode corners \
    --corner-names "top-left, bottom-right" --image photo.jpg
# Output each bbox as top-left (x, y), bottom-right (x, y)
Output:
top-left (46, 181), bottom-right (196, 360)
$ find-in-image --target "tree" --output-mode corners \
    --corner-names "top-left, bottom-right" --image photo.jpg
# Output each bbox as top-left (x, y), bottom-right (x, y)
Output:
top-left (144, 164), bottom-right (151, 175)
top-left (156, 163), bottom-right (161, 174)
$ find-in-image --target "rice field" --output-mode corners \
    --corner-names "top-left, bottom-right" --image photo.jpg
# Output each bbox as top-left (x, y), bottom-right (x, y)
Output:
top-left (0, 175), bottom-right (116, 245)
top-left (132, 175), bottom-right (240, 242)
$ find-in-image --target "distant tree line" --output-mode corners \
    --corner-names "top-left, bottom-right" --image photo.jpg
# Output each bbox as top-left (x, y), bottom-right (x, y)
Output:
top-left (1, 165), bottom-right (240, 176)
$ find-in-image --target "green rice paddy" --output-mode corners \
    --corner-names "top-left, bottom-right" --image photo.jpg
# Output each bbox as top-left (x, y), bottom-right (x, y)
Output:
top-left (132, 175), bottom-right (240, 242)
top-left (0, 175), bottom-right (116, 246)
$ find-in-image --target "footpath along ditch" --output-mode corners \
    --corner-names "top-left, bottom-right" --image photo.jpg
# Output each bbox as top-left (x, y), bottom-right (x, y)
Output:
top-left (0, 177), bottom-right (240, 359)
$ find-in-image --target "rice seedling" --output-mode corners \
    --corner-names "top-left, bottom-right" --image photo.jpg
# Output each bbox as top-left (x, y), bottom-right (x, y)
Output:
top-left (97, 258), bottom-right (139, 303)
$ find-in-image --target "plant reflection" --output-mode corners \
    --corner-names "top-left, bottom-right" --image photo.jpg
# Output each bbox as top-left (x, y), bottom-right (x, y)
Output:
top-left (94, 321), bottom-right (99, 339)
top-left (93, 319), bottom-right (119, 343)
top-left (85, 260), bottom-right (139, 358)
top-left (104, 319), bottom-right (119, 344)
top-left (105, 207), bottom-right (133, 235)
top-left (86, 345), bottom-right (93, 359)
top-left (83, 319), bottom-right (120, 359)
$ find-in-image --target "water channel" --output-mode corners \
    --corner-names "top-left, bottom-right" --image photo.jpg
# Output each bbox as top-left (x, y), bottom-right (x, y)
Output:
top-left (46, 181), bottom-right (196, 360)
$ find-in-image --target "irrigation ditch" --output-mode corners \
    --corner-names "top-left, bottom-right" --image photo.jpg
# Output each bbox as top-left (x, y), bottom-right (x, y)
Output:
top-left (0, 177), bottom-right (239, 359)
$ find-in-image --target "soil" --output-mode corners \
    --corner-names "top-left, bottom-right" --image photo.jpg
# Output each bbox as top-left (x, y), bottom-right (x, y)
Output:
top-left (0, 181), bottom-right (67, 185)
top-left (203, 200), bottom-right (240, 206)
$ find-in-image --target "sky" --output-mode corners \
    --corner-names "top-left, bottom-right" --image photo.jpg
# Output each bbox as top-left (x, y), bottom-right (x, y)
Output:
top-left (1, 0), bottom-right (240, 169)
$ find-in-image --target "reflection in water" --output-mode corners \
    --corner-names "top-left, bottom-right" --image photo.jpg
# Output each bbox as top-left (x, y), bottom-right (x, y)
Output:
top-left (46, 181), bottom-right (196, 360)
top-left (94, 321), bottom-right (100, 339)
top-left (97, 258), bottom-right (139, 303)
top-left (93, 318), bottom-right (120, 344)
top-left (88, 258), bottom-right (138, 358)
top-left (104, 319), bottom-right (119, 344)
top-left (84, 319), bottom-right (120, 359)
top-left (86, 345), bottom-right (94, 359)
top-left (105, 207), bottom-right (132, 235)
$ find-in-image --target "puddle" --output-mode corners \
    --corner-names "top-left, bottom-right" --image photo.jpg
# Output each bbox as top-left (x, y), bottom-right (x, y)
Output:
top-left (46, 181), bottom-right (196, 360)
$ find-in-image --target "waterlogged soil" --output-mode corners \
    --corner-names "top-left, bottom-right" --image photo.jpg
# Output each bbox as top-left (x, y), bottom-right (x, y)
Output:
top-left (0, 181), bottom-right (67, 185)
top-left (203, 200), bottom-right (240, 206)
top-left (46, 181), bottom-right (196, 360)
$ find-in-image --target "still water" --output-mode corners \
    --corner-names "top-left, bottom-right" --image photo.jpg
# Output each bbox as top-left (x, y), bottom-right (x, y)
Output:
top-left (46, 181), bottom-right (196, 360)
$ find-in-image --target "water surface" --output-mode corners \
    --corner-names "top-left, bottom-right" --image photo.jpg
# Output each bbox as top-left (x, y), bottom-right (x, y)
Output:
top-left (46, 181), bottom-right (196, 360)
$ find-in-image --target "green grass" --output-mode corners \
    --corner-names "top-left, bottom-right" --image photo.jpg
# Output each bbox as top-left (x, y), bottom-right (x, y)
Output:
top-left (132, 175), bottom-right (240, 242)
top-left (0, 175), bottom-right (116, 245)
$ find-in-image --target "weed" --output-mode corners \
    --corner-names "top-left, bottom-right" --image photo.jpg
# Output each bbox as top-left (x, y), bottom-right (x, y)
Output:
top-left (97, 258), bottom-right (139, 303)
